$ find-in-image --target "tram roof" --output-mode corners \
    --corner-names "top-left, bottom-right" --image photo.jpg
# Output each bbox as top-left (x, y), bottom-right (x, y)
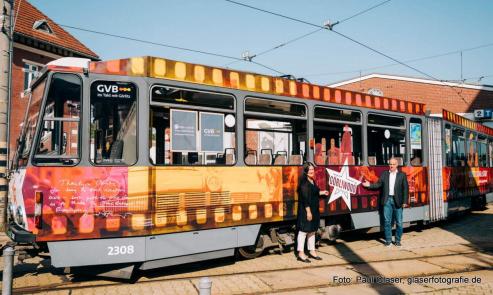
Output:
top-left (51, 56), bottom-right (426, 116)
top-left (443, 110), bottom-right (493, 136)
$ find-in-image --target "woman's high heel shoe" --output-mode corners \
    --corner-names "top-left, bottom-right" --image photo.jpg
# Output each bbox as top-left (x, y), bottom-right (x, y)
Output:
top-left (297, 256), bottom-right (311, 263)
top-left (308, 253), bottom-right (322, 260)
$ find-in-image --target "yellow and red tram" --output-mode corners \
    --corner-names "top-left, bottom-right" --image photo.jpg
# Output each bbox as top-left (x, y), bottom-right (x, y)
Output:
top-left (6, 56), bottom-right (492, 276)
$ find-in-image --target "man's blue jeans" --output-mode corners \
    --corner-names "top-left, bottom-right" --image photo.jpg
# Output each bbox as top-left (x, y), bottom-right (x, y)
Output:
top-left (383, 197), bottom-right (403, 243)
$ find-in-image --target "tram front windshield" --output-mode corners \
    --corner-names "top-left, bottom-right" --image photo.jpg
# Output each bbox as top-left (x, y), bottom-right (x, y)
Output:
top-left (15, 77), bottom-right (46, 168)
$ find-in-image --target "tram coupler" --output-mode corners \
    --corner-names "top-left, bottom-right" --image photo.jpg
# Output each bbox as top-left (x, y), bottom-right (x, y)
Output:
top-left (17, 248), bottom-right (38, 264)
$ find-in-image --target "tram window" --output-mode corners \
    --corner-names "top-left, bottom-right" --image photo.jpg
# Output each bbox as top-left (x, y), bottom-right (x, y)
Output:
top-left (368, 114), bottom-right (406, 128)
top-left (478, 135), bottom-right (487, 167)
top-left (245, 119), bottom-right (306, 165)
top-left (444, 124), bottom-right (452, 166)
top-left (90, 81), bottom-right (137, 166)
top-left (489, 140), bottom-right (493, 167)
top-left (33, 74), bottom-right (81, 165)
top-left (409, 118), bottom-right (423, 166)
top-left (313, 107), bottom-right (362, 165)
top-left (467, 131), bottom-right (477, 167)
top-left (314, 107), bottom-right (361, 123)
top-left (451, 128), bottom-right (465, 167)
top-left (150, 86), bottom-right (236, 166)
top-left (245, 97), bottom-right (306, 117)
top-left (152, 85), bottom-right (234, 110)
top-left (244, 98), bottom-right (306, 166)
top-left (16, 78), bottom-right (46, 168)
top-left (367, 114), bottom-right (406, 165)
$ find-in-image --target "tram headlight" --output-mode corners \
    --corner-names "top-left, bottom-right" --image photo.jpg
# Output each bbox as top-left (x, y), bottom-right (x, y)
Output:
top-left (34, 191), bottom-right (43, 229)
top-left (7, 203), bottom-right (15, 221)
top-left (16, 205), bottom-right (25, 227)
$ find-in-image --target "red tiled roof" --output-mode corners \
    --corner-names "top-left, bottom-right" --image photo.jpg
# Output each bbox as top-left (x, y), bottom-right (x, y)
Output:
top-left (13, 0), bottom-right (98, 59)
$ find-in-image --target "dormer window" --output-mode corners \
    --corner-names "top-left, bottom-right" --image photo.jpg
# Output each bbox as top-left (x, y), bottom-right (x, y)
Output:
top-left (33, 19), bottom-right (53, 34)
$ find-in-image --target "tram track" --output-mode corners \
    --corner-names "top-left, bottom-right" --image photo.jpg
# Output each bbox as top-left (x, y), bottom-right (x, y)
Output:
top-left (12, 244), bottom-right (493, 294)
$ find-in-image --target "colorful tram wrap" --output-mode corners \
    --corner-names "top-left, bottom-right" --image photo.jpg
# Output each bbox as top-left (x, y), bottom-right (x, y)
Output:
top-left (6, 57), bottom-right (492, 271)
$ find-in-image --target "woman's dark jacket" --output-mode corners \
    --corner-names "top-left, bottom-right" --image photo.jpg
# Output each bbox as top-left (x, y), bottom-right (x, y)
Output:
top-left (297, 176), bottom-right (320, 232)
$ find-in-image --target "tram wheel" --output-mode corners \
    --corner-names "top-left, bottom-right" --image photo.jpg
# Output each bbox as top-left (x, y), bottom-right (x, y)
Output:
top-left (238, 245), bottom-right (263, 259)
top-left (238, 234), bottom-right (264, 259)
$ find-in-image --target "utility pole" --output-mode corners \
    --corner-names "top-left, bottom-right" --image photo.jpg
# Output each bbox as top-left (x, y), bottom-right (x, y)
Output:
top-left (0, 0), bottom-right (13, 230)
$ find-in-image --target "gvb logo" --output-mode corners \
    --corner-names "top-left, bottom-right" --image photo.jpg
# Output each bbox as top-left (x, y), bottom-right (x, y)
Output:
top-left (97, 85), bottom-right (119, 93)
top-left (92, 81), bottom-right (135, 100)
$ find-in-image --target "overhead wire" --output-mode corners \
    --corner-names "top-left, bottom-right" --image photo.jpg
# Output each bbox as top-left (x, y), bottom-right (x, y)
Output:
top-left (223, 28), bottom-right (322, 68)
top-left (225, 0), bottom-right (392, 75)
top-left (59, 23), bottom-right (287, 75)
top-left (337, 0), bottom-right (391, 24)
top-left (224, 0), bottom-right (472, 105)
top-left (60, 24), bottom-right (243, 61)
top-left (305, 41), bottom-right (493, 77)
top-left (445, 73), bottom-right (493, 84)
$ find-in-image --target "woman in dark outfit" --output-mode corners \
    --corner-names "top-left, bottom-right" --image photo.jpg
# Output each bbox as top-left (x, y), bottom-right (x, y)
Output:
top-left (297, 162), bottom-right (329, 263)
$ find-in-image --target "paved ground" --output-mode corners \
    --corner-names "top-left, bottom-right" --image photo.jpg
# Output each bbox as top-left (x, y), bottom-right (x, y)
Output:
top-left (1, 205), bottom-right (493, 294)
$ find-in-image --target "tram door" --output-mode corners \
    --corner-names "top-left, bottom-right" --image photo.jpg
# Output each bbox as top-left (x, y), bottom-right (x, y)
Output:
top-left (427, 117), bottom-right (445, 221)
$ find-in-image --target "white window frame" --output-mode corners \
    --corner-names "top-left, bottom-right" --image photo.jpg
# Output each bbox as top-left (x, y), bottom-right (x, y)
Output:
top-left (22, 59), bottom-right (44, 92)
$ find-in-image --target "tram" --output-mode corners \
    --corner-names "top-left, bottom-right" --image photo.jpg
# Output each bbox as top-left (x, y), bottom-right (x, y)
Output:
top-left (6, 56), bottom-right (493, 276)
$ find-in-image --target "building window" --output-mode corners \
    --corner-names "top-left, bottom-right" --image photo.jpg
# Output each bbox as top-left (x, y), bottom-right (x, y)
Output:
top-left (24, 62), bottom-right (41, 90)
top-left (33, 19), bottom-right (54, 34)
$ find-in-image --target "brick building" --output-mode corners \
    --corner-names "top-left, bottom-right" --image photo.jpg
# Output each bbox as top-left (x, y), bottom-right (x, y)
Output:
top-left (329, 73), bottom-right (493, 124)
top-left (10, 0), bottom-right (99, 156)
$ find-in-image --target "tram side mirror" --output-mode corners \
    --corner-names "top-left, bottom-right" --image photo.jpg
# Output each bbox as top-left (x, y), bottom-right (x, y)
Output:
top-left (16, 138), bottom-right (25, 155)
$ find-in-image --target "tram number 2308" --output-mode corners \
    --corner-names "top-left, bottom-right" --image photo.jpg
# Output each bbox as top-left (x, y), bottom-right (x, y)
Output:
top-left (107, 245), bottom-right (135, 256)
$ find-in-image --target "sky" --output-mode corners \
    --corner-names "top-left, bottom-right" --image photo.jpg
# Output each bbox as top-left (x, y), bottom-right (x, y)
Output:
top-left (27, 0), bottom-right (493, 86)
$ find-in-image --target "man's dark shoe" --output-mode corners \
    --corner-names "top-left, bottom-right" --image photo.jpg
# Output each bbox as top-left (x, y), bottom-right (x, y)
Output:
top-left (395, 242), bottom-right (402, 247)
top-left (385, 242), bottom-right (392, 247)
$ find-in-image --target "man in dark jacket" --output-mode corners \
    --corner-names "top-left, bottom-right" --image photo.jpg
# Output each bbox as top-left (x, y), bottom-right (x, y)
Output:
top-left (362, 157), bottom-right (409, 247)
